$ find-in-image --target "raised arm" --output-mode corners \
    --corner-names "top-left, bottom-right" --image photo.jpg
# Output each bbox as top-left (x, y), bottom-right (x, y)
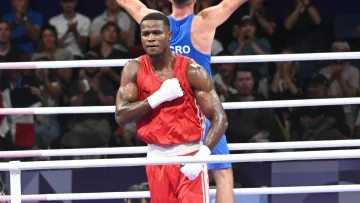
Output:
top-left (116, 0), bottom-right (160, 23)
top-left (197, 0), bottom-right (248, 31)
top-left (187, 61), bottom-right (228, 151)
top-left (115, 59), bottom-right (152, 126)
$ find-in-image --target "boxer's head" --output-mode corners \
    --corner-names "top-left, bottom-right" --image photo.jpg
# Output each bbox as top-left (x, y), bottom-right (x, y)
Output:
top-left (140, 13), bottom-right (172, 57)
top-left (170, 0), bottom-right (195, 6)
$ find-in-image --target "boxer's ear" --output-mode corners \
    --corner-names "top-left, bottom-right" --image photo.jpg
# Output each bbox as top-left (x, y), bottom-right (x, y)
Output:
top-left (168, 30), bottom-right (173, 41)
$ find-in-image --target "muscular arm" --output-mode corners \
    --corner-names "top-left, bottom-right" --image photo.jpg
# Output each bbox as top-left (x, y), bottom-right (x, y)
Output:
top-left (115, 59), bottom-right (152, 126)
top-left (197, 0), bottom-right (248, 31)
top-left (187, 61), bottom-right (228, 151)
top-left (116, 0), bottom-right (160, 24)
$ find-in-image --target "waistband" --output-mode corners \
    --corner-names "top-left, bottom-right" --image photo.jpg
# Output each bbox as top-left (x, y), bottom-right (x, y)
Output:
top-left (147, 141), bottom-right (201, 157)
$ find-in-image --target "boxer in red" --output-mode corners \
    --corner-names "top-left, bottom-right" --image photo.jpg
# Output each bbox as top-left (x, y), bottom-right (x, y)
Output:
top-left (115, 12), bottom-right (228, 203)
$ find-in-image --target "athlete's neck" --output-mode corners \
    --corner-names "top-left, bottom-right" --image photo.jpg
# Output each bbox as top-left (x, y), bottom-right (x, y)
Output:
top-left (150, 50), bottom-right (175, 71)
top-left (171, 4), bottom-right (195, 20)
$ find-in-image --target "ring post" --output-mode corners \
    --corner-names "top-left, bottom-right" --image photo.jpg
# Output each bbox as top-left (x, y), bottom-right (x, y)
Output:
top-left (9, 161), bottom-right (21, 203)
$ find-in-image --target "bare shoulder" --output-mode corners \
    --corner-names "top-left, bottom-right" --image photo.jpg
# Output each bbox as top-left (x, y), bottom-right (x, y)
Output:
top-left (121, 58), bottom-right (141, 83)
top-left (186, 59), bottom-right (212, 90)
top-left (187, 59), bottom-right (207, 75)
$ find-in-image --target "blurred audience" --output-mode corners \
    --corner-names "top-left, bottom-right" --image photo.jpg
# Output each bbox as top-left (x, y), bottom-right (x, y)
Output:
top-left (290, 73), bottom-right (350, 141)
top-left (228, 15), bottom-right (271, 77)
top-left (2, 0), bottom-right (43, 54)
top-left (225, 68), bottom-right (285, 146)
top-left (0, 20), bottom-right (29, 63)
top-left (60, 53), bottom-right (115, 151)
top-left (89, 22), bottom-right (130, 88)
top-left (49, 0), bottom-right (90, 58)
top-left (284, 0), bottom-right (322, 53)
top-left (269, 48), bottom-right (305, 100)
top-left (319, 41), bottom-right (359, 125)
top-left (212, 51), bottom-right (237, 102)
top-left (247, 0), bottom-right (276, 37)
top-left (32, 25), bottom-right (73, 61)
top-left (33, 57), bottom-right (62, 150)
top-left (90, 0), bottom-right (135, 52)
top-left (0, 69), bottom-right (40, 150)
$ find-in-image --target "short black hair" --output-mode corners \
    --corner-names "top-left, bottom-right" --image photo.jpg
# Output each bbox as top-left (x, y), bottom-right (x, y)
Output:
top-left (140, 12), bottom-right (170, 29)
top-left (100, 22), bottom-right (120, 35)
top-left (126, 183), bottom-right (150, 203)
top-left (232, 67), bottom-right (254, 83)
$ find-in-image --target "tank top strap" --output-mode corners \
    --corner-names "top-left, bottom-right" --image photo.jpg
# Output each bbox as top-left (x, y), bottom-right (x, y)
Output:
top-left (137, 55), bottom-right (150, 91)
top-left (174, 54), bottom-right (189, 79)
top-left (174, 54), bottom-right (193, 96)
top-left (139, 55), bottom-right (150, 70)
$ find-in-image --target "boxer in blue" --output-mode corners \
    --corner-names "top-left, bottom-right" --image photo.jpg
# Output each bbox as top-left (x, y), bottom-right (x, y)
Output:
top-left (116, 0), bottom-right (248, 202)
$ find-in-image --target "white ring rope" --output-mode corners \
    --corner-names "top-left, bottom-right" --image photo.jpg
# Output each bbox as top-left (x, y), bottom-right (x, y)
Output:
top-left (0, 185), bottom-right (360, 201)
top-left (0, 149), bottom-right (359, 171)
top-left (0, 140), bottom-right (358, 158)
top-left (1, 52), bottom-right (360, 69)
top-left (1, 98), bottom-right (360, 115)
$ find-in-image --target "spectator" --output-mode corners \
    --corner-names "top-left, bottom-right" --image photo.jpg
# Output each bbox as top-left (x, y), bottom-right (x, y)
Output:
top-left (89, 22), bottom-right (130, 88)
top-left (60, 54), bottom-right (116, 151)
top-left (319, 41), bottom-right (359, 125)
top-left (283, 0), bottom-right (322, 53)
top-left (247, 0), bottom-right (276, 39)
top-left (90, 0), bottom-right (135, 52)
top-left (116, 122), bottom-right (138, 147)
top-left (2, 0), bottom-right (43, 54)
top-left (211, 38), bottom-right (224, 56)
top-left (0, 69), bottom-right (40, 150)
top-left (49, 0), bottom-right (90, 58)
top-left (0, 20), bottom-right (29, 63)
top-left (225, 68), bottom-right (285, 146)
top-left (125, 183), bottom-right (150, 203)
top-left (291, 73), bottom-right (349, 141)
top-left (212, 51), bottom-right (237, 102)
top-left (228, 15), bottom-right (271, 77)
top-left (269, 48), bottom-right (305, 101)
top-left (32, 25), bottom-right (73, 61)
top-left (32, 57), bottom-right (62, 150)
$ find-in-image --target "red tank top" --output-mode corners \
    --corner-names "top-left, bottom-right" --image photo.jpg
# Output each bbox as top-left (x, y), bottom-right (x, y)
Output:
top-left (136, 54), bottom-right (206, 146)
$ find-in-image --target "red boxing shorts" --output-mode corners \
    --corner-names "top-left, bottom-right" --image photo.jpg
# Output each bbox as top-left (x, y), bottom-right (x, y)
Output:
top-left (146, 151), bottom-right (209, 203)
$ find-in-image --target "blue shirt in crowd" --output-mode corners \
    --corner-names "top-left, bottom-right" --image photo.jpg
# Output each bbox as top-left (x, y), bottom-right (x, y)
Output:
top-left (3, 9), bottom-right (43, 54)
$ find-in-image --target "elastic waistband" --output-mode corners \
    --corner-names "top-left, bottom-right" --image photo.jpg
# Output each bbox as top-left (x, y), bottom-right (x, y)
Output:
top-left (147, 141), bottom-right (201, 157)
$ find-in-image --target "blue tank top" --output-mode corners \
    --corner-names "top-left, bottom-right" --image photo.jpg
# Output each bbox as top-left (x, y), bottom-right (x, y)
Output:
top-left (167, 14), bottom-right (212, 79)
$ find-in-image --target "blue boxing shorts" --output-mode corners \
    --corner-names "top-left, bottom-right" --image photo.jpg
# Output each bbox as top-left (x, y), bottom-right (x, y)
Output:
top-left (202, 119), bottom-right (232, 170)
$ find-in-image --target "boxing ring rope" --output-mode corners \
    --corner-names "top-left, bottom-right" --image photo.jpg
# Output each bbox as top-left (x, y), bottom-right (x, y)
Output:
top-left (0, 51), bottom-right (359, 69)
top-left (0, 139), bottom-right (359, 158)
top-left (1, 97), bottom-right (360, 115)
top-left (5, 149), bottom-right (360, 202)
top-left (2, 185), bottom-right (360, 201)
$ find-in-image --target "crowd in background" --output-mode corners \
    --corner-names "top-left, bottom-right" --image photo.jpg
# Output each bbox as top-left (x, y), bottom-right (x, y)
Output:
top-left (0, 0), bottom-right (360, 188)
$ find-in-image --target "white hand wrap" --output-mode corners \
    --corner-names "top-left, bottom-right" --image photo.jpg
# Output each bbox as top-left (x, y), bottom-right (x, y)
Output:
top-left (180, 145), bottom-right (211, 180)
top-left (147, 78), bottom-right (184, 109)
